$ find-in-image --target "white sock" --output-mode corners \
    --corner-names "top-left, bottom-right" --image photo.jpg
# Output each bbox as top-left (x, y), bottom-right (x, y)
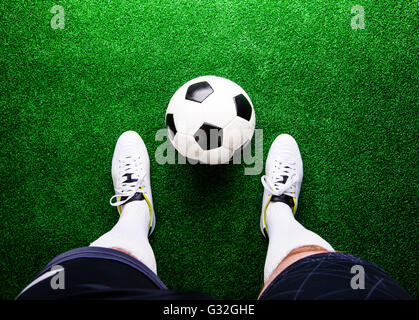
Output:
top-left (90, 201), bottom-right (157, 274)
top-left (264, 202), bottom-right (334, 283)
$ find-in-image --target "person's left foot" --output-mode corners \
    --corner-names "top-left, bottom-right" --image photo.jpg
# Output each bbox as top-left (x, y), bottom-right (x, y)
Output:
top-left (109, 131), bottom-right (156, 236)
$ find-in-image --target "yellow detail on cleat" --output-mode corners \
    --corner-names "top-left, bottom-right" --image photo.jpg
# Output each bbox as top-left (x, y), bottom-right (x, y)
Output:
top-left (263, 194), bottom-right (297, 236)
top-left (117, 197), bottom-right (122, 215)
top-left (116, 189), bottom-right (153, 230)
top-left (263, 194), bottom-right (273, 236)
top-left (140, 187), bottom-right (153, 229)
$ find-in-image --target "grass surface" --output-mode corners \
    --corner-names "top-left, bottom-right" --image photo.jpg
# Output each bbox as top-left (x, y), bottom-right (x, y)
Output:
top-left (1, 0), bottom-right (418, 299)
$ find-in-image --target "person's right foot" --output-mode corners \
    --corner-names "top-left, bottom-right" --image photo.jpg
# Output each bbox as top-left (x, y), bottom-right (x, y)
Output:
top-left (260, 134), bottom-right (303, 238)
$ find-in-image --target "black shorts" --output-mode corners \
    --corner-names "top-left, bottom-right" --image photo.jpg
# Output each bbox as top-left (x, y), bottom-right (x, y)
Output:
top-left (17, 247), bottom-right (411, 300)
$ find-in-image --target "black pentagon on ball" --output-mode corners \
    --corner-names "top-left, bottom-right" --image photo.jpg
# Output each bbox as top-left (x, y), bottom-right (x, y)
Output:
top-left (193, 123), bottom-right (223, 150)
top-left (185, 81), bottom-right (214, 103)
top-left (234, 94), bottom-right (252, 121)
top-left (165, 113), bottom-right (177, 139)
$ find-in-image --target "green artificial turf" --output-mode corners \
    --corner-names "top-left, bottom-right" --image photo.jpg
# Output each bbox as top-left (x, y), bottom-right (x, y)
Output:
top-left (0, 0), bottom-right (418, 299)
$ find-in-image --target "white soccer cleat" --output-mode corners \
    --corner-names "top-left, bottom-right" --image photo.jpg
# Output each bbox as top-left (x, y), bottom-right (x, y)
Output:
top-left (109, 131), bottom-right (156, 236)
top-left (260, 134), bottom-right (303, 238)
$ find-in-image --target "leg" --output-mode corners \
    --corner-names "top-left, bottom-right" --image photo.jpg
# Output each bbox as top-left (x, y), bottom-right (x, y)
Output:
top-left (257, 134), bottom-right (411, 300)
top-left (261, 201), bottom-right (334, 284)
top-left (90, 200), bottom-right (157, 274)
top-left (90, 131), bottom-right (157, 273)
top-left (259, 245), bottom-right (329, 297)
top-left (259, 134), bottom-right (334, 284)
top-left (18, 132), bottom-right (166, 299)
top-left (258, 250), bottom-right (412, 300)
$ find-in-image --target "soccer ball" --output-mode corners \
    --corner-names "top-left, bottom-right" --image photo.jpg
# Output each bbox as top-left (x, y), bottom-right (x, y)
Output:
top-left (165, 76), bottom-right (256, 164)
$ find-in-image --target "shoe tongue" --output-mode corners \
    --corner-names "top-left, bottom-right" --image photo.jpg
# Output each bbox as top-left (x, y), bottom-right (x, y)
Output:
top-left (122, 173), bottom-right (138, 184)
top-left (275, 164), bottom-right (292, 184)
top-left (275, 175), bottom-right (289, 184)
